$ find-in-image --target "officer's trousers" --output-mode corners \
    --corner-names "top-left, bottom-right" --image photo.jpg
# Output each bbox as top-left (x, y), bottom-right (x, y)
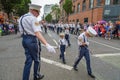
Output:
top-left (74, 46), bottom-right (92, 74)
top-left (22, 35), bottom-right (41, 80)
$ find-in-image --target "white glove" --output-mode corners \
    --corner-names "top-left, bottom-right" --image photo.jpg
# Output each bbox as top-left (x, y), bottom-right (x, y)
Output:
top-left (86, 42), bottom-right (89, 46)
top-left (46, 44), bottom-right (56, 53)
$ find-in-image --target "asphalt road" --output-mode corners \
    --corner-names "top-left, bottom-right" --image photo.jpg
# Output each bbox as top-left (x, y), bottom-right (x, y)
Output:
top-left (0, 30), bottom-right (120, 80)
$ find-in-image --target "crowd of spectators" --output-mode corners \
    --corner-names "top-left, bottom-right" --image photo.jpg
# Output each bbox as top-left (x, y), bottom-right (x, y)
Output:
top-left (0, 20), bottom-right (18, 36)
top-left (93, 21), bottom-right (120, 40)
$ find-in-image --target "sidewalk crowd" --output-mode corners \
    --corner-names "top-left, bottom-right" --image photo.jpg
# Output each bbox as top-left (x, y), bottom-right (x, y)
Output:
top-left (0, 20), bottom-right (18, 36)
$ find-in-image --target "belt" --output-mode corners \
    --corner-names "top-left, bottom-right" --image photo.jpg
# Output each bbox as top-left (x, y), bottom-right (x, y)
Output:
top-left (79, 45), bottom-right (88, 47)
top-left (22, 34), bottom-right (36, 38)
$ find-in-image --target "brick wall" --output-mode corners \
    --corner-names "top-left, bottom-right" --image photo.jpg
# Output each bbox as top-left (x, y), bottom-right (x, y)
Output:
top-left (68, 0), bottom-right (104, 24)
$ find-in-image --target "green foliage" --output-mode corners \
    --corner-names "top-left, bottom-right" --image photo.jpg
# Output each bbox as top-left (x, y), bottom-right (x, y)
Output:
top-left (63, 0), bottom-right (72, 22)
top-left (1, 0), bottom-right (31, 17)
top-left (63, 0), bottom-right (72, 15)
top-left (1, 0), bottom-right (14, 14)
top-left (51, 4), bottom-right (60, 22)
top-left (52, 4), bottom-right (59, 11)
top-left (15, 0), bottom-right (31, 16)
top-left (45, 14), bottom-right (52, 23)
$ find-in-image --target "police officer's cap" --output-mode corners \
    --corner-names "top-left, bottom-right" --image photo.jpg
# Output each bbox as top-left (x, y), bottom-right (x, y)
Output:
top-left (87, 26), bottom-right (97, 37)
top-left (28, 3), bottom-right (42, 11)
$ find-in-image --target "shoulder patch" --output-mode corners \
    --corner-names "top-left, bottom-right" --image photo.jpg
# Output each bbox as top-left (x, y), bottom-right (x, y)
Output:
top-left (35, 22), bottom-right (39, 26)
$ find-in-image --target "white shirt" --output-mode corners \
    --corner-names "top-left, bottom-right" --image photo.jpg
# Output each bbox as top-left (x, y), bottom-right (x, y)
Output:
top-left (72, 24), bottom-right (75, 28)
top-left (78, 32), bottom-right (89, 46)
top-left (39, 24), bottom-right (43, 32)
top-left (59, 38), bottom-right (67, 46)
top-left (61, 24), bottom-right (64, 29)
top-left (77, 24), bottom-right (81, 30)
top-left (19, 12), bottom-right (41, 36)
top-left (65, 29), bottom-right (69, 34)
top-left (64, 24), bottom-right (69, 29)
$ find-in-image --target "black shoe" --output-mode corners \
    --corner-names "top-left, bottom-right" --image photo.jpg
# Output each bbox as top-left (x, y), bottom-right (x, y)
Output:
top-left (63, 61), bottom-right (66, 64)
top-left (88, 74), bottom-right (95, 78)
top-left (73, 67), bottom-right (78, 71)
top-left (59, 55), bottom-right (62, 59)
top-left (34, 75), bottom-right (44, 80)
top-left (68, 44), bottom-right (71, 47)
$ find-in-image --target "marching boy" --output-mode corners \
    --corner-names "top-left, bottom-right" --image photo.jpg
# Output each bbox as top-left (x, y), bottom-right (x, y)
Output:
top-left (73, 26), bottom-right (97, 78)
top-left (58, 33), bottom-right (68, 64)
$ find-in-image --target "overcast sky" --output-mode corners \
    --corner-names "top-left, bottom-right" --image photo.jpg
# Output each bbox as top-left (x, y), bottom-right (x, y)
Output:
top-left (31, 0), bottom-right (60, 21)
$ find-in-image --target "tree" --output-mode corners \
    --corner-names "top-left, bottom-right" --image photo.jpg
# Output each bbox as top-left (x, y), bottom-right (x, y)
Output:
top-left (51, 4), bottom-right (60, 23)
top-left (13, 0), bottom-right (31, 16)
top-left (1, 0), bottom-right (15, 18)
top-left (63, 0), bottom-right (72, 22)
top-left (1, 0), bottom-right (31, 18)
top-left (45, 14), bottom-right (52, 23)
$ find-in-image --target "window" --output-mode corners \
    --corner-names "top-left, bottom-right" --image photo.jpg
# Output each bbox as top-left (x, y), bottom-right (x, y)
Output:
top-left (84, 18), bottom-right (88, 23)
top-left (82, 0), bottom-right (86, 11)
top-left (73, 6), bottom-right (76, 13)
top-left (97, 0), bottom-right (102, 6)
top-left (73, 20), bottom-right (75, 22)
top-left (105, 0), bottom-right (111, 5)
top-left (89, 0), bottom-right (94, 8)
top-left (77, 3), bottom-right (80, 13)
top-left (76, 19), bottom-right (79, 22)
top-left (113, 0), bottom-right (119, 4)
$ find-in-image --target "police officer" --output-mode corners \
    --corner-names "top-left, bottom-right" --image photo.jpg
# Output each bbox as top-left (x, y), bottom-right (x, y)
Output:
top-left (19, 3), bottom-right (56, 80)
top-left (73, 26), bottom-right (97, 78)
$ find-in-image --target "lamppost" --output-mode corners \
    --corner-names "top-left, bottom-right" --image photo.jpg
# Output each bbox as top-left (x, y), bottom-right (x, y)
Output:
top-left (91, 0), bottom-right (94, 24)
top-left (91, 7), bottom-right (93, 24)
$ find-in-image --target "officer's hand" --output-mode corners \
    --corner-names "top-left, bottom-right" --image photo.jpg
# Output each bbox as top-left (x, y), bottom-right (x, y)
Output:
top-left (46, 44), bottom-right (56, 53)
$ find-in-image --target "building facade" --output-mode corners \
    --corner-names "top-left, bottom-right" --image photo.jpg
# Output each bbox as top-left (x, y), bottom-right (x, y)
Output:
top-left (59, 0), bottom-right (67, 23)
top-left (99, 0), bottom-right (120, 22)
top-left (67, 0), bottom-right (120, 24)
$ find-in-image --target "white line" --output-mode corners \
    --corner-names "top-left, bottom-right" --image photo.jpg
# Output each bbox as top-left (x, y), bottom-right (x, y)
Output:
top-left (48, 34), bottom-right (52, 37)
top-left (41, 57), bottom-right (73, 70)
top-left (90, 40), bottom-right (120, 51)
top-left (93, 53), bottom-right (120, 57)
top-left (47, 33), bottom-right (58, 48)
top-left (53, 39), bottom-right (58, 46)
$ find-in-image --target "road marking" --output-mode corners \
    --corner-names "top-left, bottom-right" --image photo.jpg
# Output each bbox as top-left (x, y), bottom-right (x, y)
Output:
top-left (46, 33), bottom-right (58, 48)
top-left (41, 57), bottom-right (73, 70)
top-left (53, 39), bottom-right (58, 46)
top-left (48, 34), bottom-right (52, 37)
top-left (90, 40), bottom-right (120, 51)
top-left (93, 53), bottom-right (120, 57)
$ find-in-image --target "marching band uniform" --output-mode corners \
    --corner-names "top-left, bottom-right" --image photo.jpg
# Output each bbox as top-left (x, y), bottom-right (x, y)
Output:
top-left (59, 33), bottom-right (68, 64)
top-left (73, 26), bottom-right (97, 78)
top-left (65, 24), bottom-right (71, 46)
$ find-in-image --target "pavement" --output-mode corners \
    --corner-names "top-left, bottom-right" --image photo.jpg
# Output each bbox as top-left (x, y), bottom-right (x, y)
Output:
top-left (0, 32), bottom-right (120, 80)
